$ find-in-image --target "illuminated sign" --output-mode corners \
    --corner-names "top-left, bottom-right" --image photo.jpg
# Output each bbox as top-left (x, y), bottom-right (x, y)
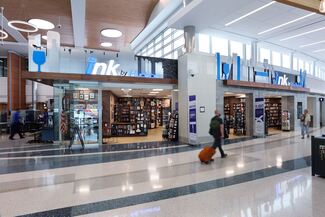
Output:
top-left (273, 70), bottom-right (306, 88)
top-left (85, 57), bottom-right (120, 75)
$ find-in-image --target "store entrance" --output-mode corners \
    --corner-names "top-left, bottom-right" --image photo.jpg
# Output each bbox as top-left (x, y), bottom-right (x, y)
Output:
top-left (102, 88), bottom-right (177, 145)
top-left (265, 96), bottom-right (283, 135)
top-left (224, 93), bottom-right (252, 139)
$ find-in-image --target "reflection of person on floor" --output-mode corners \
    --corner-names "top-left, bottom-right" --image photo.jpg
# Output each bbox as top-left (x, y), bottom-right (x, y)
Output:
top-left (9, 109), bottom-right (24, 140)
top-left (301, 109), bottom-right (311, 139)
top-left (209, 110), bottom-right (227, 158)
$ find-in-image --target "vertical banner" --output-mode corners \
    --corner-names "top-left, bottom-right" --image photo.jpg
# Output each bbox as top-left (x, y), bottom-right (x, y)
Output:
top-left (255, 98), bottom-right (265, 137)
top-left (189, 95), bottom-right (197, 141)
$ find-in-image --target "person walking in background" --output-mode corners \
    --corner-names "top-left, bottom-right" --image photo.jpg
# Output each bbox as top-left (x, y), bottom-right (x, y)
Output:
top-left (209, 110), bottom-right (227, 158)
top-left (9, 109), bottom-right (24, 140)
top-left (301, 109), bottom-right (311, 139)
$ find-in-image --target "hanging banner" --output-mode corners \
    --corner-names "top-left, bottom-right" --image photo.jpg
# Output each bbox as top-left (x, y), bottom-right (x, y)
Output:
top-left (189, 95), bottom-right (197, 141)
top-left (255, 98), bottom-right (265, 137)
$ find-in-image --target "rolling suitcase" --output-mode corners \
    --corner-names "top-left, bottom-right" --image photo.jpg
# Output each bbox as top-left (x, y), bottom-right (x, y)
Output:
top-left (198, 146), bottom-right (216, 164)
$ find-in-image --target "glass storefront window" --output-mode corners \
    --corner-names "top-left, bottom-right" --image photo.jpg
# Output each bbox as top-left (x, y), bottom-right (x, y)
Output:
top-left (293, 58), bottom-right (298, 71)
top-left (174, 36), bottom-right (184, 50)
top-left (0, 58), bottom-right (7, 77)
top-left (211, 37), bottom-right (228, 56)
top-left (298, 59), bottom-right (304, 71)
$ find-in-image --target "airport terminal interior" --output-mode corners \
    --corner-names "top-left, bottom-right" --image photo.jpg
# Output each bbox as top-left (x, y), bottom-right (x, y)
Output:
top-left (1, 0), bottom-right (325, 216)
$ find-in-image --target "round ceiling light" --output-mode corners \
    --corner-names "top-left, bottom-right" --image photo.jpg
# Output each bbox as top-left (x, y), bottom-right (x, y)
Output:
top-left (0, 30), bottom-right (8, 40)
top-left (8, 20), bottom-right (38, 33)
top-left (101, 28), bottom-right (122, 38)
top-left (100, 42), bottom-right (112, 47)
top-left (42, 35), bottom-right (48, 40)
top-left (28, 19), bottom-right (55, 30)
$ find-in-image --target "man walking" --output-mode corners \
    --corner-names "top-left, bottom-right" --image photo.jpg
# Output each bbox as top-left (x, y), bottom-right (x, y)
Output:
top-left (209, 110), bottom-right (227, 158)
top-left (9, 109), bottom-right (24, 140)
top-left (301, 109), bottom-right (311, 139)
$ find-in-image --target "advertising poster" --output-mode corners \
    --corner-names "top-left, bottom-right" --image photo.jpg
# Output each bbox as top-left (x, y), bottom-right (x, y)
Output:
top-left (255, 98), bottom-right (265, 137)
top-left (189, 95), bottom-right (197, 141)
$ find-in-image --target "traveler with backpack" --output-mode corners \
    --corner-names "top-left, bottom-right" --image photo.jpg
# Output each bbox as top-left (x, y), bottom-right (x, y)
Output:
top-left (209, 110), bottom-right (227, 158)
top-left (301, 109), bottom-right (311, 139)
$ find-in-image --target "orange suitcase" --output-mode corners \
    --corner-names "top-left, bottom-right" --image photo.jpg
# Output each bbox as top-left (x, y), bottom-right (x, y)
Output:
top-left (198, 146), bottom-right (216, 164)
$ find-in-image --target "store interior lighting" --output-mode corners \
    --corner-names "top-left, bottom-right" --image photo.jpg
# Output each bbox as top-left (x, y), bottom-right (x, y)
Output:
top-left (280, 26), bottom-right (325, 41)
top-left (28, 19), bottom-right (55, 30)
top-left (258, 13), bottom-right (315, 35)
top-left (225, 1), bottom-right (275, 26)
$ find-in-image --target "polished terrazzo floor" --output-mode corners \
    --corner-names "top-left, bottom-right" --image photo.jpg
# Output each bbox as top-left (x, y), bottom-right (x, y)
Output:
top-left (0, 128), bottom-right (324, 217)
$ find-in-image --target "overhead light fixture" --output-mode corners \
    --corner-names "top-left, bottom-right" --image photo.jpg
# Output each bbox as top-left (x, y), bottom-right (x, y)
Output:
top-left (100, 42), bottom-right (112, 47)
top-left (152, 89), bottom-right (163, 91)
top-left (258, 13), bottom-right (315, 35)
top-left (225, 1), bottom-right (276, 27)
top-left (280, 26), bottom-right (325, 41)
top-left (101, 28), bottom-right (122, 38)
top-left (8, 20), bottom-right (38, 33)
top-left (0, 30), bottom-right (8, 40)
top-left (320, 0), bottom-right (325, 13)
top-left (313, 48), bottom-right (325, 53)
top-left (28, 19), bottom-right (55, 30)
top-left (300, 40), bottom-right (325, 48)
top-left (42, 35), bottom-right (47, 40)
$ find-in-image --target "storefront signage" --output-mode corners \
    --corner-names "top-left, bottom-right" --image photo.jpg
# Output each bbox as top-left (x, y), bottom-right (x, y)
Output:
top-left (272, 70), bottom-right (306, 88)
top-left (254, 98), bottom-right (265, 137)
top-left (85, 57), bottom-right (121, 76)
top-left (189, 95), bottom-right (197, 141)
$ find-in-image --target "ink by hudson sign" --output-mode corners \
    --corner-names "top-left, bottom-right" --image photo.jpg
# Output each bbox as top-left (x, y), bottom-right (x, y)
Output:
top-left (272, 70), bottom-right (306, 88)
top-left (85, 57), bottom-right (121, 76)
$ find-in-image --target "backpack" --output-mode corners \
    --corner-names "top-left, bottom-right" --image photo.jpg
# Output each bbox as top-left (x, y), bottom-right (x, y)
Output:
top-left (209, 118), bottom-right (220, 137)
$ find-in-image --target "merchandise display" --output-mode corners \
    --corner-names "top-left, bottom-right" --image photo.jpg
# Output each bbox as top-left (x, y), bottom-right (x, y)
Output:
top-left (168, 112), bottom-right (178, 141)
top-left (224, 97), bottom-right (246, 136)
top-left (282, 110), bottom-right (291, 131)
top-left (265, 98), bottom-right (282, 129)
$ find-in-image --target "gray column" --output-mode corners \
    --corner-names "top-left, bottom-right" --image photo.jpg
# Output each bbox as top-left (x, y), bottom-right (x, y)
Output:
top-left (184, 26), bottom-right (195, 53)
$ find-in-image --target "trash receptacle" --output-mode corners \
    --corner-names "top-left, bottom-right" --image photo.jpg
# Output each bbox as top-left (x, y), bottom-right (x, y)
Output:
top-left (311, 136), bottom-right (325, 177)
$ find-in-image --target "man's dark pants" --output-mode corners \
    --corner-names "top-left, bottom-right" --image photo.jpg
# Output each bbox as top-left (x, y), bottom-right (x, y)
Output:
top-left (212, 138), bottom-right (225, 157)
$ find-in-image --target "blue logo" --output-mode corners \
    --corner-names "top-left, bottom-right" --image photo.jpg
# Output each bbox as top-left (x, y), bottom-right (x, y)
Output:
top-left (32, 50), bottom-right (46, 73)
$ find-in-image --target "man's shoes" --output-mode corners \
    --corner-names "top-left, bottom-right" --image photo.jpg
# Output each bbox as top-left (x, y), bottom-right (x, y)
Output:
top-left (302, 136), bottom-right (305, 139)
top-left (9, 137), bottom-right (14, 140)
top-left (307, 135), bottom-right (310, 138)
top-left (221, 154), bottom-right (228, 158)
top-left (210, 158), bottom-right (214, 162)
top-left (20, 136), bottom-right (25, 139)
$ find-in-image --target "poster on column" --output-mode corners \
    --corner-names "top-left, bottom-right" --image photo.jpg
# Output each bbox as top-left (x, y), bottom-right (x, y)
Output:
top-left (189, 95), bottom-right (197, 141)
top-left (255, 98), bottom-right (265, 137)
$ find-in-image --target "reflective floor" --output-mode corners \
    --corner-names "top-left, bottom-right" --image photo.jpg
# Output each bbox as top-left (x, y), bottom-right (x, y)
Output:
top-left (0, 128), bottom-right (324, 217)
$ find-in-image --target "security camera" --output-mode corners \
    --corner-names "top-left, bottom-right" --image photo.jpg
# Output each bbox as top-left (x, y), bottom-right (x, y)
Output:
top-left (189, 69), bottom-right (197, 77)
top-left (57, 24), bottom-right (62, 29)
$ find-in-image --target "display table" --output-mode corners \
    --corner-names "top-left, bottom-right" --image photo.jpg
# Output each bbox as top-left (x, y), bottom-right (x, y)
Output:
top-left (311, 136), bottom-right (325, 177)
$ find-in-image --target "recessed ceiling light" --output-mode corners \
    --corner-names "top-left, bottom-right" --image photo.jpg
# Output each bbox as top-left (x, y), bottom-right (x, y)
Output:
top-left (8, 20), bottom-right (38, 33)
top-left (100, 42), bottom-right (112, 47)
top-left (152, 89), bottom-right (163, 91)
top-left (28, 19), bottom-right (55, 30)
top-left (101, 29), bottom-right (122, 38)
top-left (280, 26), bottom-right (325, 41)
top-left (42, 35), bottom-right (47, 40)
top-left (313, 48), bottom-right (325, 53)
top-left (300, 40), bottom-right (325, 48)
top-left (225, 1), bottom-right (276, 27)
top-left (258, 13), bottom-right (315, 35)
top-left (0, 30), bottom-right (8, 40)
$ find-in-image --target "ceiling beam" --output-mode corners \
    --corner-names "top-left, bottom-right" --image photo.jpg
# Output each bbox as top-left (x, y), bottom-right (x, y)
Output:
top-left (276, 0), bottom-right (321, 13)
top-left (71, 0), bottom-right (86, 47)
top-left (0, 15), bottom-right (27, 43)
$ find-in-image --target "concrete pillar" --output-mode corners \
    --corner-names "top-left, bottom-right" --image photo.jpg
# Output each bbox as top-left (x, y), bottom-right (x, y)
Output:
top-left (282, 96), bottom-right (295, 131)
top-left (178, 53), bottom-right (216, 145)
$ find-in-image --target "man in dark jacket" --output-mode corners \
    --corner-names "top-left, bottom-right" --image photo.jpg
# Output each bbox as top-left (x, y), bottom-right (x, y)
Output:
top-left (210, 110), bottom-right (227, 158)
top-left (9, 109), bottom-right (24, 140)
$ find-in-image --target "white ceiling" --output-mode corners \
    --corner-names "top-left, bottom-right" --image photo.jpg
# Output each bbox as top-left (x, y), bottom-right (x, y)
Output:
top-left (169, 0), bottom-right (325, 61)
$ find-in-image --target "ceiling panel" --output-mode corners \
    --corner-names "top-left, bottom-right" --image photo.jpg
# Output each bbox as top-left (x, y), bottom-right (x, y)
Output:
top-left (85, 0), bottom-right (158, 50)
